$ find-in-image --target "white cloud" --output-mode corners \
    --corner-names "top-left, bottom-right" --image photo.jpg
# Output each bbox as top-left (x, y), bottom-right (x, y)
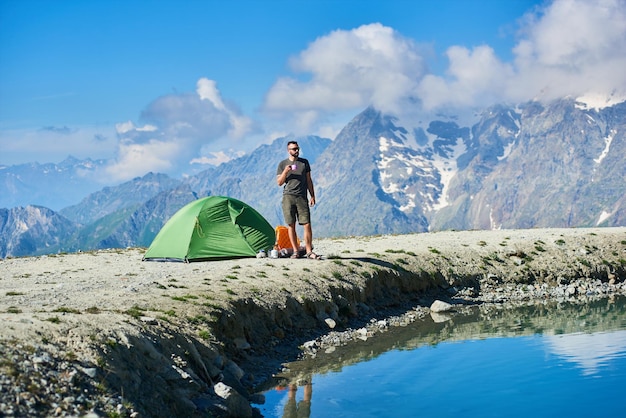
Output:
top-left (190, 149), bottom-right (246, 166)
top-left (418, 45), bottom-right (514, 110)
top-left (104, 78), bottom-right (257, 181)
top-left (420, 0), bottom-right (626, 109)
top-left (263, 23), bottom-right (427, 130)
top-left (104, 140), bottom-right (179, 181)
top-left (263, 0), bottom-right (626, 123)
top-left (508, 0), bottom-right (626, 102)
top-left (0, 125), bottom-right (117, 165)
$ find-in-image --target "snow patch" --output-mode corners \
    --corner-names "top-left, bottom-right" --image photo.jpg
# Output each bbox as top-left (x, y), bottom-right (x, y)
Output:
top-left (597, 211), bottom-right (612, 226)
top-left (497, 141), bottom-right (515, 161)
top-left (489, 206), bottom-right (501, 230)
top-left (594, 130), bottom-right (616, 164)
top-left (430, 138), bottom-right (466, 211)
top-left (575, 92), bottom-right (626, 111)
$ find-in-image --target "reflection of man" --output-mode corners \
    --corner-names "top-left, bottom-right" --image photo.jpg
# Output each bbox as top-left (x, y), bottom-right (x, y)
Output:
top-left (283, 382), bottom-right (312, 418)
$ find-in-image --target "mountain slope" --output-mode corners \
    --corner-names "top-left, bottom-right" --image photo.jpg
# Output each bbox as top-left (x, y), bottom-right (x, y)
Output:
top-left (439, 99), bottom-right (626, 230)
top-left (0, 206), bottom-right (78, 258)
top-left (314, 107), bottom-right (429, 237)
top-left (59, 172), bottom-right (181, 225)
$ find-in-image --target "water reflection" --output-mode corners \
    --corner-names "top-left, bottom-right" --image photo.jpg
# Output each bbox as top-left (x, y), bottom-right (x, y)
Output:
top-left (258, 296), bottom-right (626, 417)
top-left (543, 330), bottom-right (626, 375)
top-left (281, 382), bottom-right (312, 418)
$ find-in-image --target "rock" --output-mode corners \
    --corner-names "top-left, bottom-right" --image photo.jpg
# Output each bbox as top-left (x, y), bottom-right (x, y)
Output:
top-left (430, 300), bottom-right (454, 313)
top-left (224, 360), bottom-right (245, 381)
top-left (80, 367), bottom-right (98, 378)
top-left (234, 337), bottom-right (251, 350)
top-left (431, 311), bottom-right (452, 323)
top-left (324, 318), bottom-right (337, 329)
top-left (139, 316), bottom-right (158, 325)
top-left (213, 382), bottom-right (253, 418)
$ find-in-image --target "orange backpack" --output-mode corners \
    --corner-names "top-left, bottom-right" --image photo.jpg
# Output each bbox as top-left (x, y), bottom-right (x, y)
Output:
top-left (274, 225), bottom-right (299, 250)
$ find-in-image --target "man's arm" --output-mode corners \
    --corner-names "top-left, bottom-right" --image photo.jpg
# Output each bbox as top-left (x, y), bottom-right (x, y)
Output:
top-left (306, 171), bottom-right (316, 206)
top-left (277, 165), bottom-right (291, 186)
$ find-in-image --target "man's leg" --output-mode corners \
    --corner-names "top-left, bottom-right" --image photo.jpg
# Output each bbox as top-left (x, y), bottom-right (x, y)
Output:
top-left (287, 222), bottom-right (299, 253)
top-left (303, 223), bottom-right (313, 254)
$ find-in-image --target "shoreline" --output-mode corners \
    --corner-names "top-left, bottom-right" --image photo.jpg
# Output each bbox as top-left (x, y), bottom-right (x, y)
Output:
top-left (1, 227), bottom-right (625, 417)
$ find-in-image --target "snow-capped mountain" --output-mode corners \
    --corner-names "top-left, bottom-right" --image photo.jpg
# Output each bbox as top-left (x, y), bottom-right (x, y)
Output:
top-left (0, 157), bottom-right (109, 210)
top-left (1, 96), bottom-right (625, 257)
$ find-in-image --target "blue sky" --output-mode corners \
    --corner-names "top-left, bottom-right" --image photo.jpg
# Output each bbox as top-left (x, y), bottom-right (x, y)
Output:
top-left (1, 0), bottom-right (625, 182)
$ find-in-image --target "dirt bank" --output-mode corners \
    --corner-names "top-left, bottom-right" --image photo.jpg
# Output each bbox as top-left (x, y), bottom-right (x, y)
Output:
top-left (1, 227), bottom-right (625, 417)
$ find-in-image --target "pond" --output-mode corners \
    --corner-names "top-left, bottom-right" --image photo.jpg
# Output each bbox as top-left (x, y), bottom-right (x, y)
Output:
top-left (256, 296), bottom-right (626, 417)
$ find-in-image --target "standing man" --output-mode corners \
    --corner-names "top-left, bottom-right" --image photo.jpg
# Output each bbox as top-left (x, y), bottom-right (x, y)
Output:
top-left (276, 140), bottom-right (321, 259)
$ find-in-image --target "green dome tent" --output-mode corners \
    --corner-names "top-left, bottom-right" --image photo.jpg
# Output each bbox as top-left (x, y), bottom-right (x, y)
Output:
top-left (143, 196), bottom-right (275, 262)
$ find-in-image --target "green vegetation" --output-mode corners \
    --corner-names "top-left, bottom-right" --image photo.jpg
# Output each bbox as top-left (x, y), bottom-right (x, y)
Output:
top-left (124, 305), bottom-right (146, 319)
top-left (171, 294), bottom-right (199, 302)
top-left (6, 291), bottom-right (25, 296)
top-left (53, 306), bottom-right (81, 314)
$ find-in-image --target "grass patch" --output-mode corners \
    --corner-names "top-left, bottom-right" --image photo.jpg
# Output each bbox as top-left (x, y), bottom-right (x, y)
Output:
top-left (187, 315), bottom-right (210, 325)
top-left (53, 306), bottom-right (81, 314)
top-left (125, 305), bottom-right (146, 319)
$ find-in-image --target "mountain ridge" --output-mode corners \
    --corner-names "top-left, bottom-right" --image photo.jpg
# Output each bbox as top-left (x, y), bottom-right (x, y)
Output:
top-left (1, 97), bottom-right (625, 258)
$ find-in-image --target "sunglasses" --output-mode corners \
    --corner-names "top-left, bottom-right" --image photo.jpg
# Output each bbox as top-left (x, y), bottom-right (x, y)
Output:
top-left (288, 147), bottom-right (300, 151)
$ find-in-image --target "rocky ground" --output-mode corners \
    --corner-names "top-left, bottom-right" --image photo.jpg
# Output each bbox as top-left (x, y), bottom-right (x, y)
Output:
top-left (1, 227), bottom-right (626, 417)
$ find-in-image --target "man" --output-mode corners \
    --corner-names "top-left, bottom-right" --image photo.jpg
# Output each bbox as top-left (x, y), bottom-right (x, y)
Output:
top-left (276, 140), bottom-right (321, 259)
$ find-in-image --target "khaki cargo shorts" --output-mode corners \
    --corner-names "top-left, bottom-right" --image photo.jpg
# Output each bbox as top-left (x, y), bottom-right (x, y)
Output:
top-left (282, 194), bottom-right (310, 225)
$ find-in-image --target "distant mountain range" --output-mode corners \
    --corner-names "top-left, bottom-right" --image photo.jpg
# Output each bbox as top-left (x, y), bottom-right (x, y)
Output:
top-left (1, 97), bottom-right (625, 258)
